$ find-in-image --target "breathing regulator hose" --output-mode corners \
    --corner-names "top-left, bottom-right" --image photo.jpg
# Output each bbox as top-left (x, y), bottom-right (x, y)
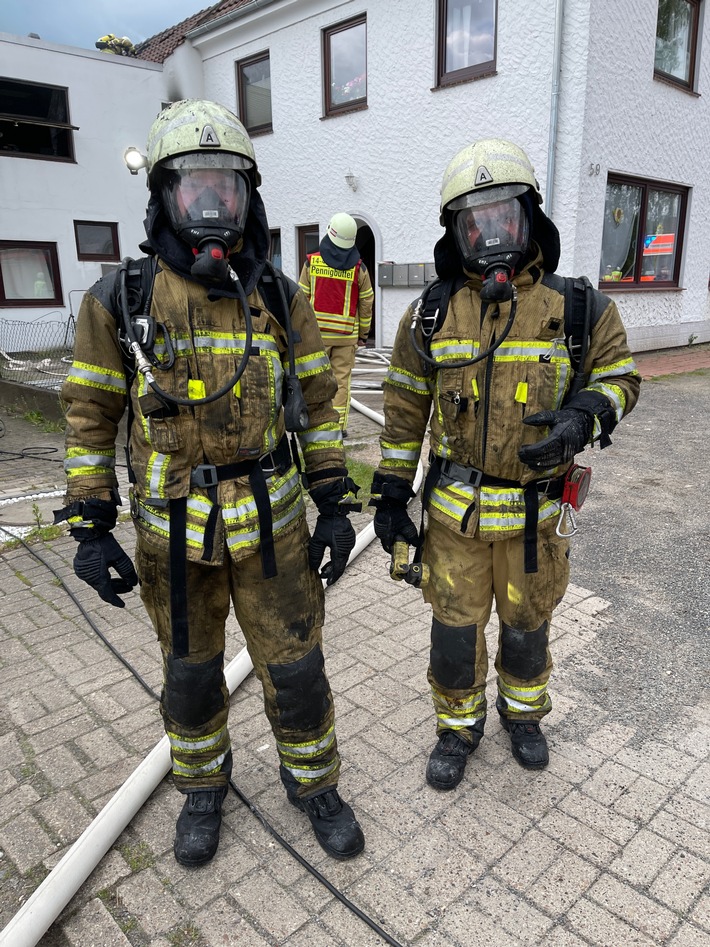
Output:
top-left (117, 257), bottom-right (253, 408)
top-left (409, 283), bottom-right (518, 370)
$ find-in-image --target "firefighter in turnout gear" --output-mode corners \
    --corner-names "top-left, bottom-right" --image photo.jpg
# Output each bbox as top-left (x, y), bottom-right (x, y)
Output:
top-left (370, 139), bottom-right (640, 789)
top-left (55, 100), bottom-right (365, 865)
top-left (298, 213), bottom-right (374, 434)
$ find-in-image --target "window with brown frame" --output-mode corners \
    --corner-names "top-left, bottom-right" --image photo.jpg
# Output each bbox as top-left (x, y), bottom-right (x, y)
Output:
top-left (269, 229), bottom-right (282, 270)
top-left (323, 15), bottom-right (367, 117)
top-left (236, 52), bottom-right (272, 135)
top-left (74, 221), bottom-right (120, 262)
top-left (436, 0), bottom-right (497, 87)
top-left (0, 241), bottom-right (63, 307)
top-left (0, 77), bottom-right (76, 161)
top-left (599, 175), bottom-right (689, 289)
top-left (297, 225), bottom-right (320, 273)
top-left (654, 0), bottom-right (701, 90)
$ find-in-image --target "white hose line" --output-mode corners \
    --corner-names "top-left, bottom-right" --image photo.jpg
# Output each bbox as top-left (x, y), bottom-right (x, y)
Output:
top-left (0, 650), bottom-right (253, 947)
top-left (0, 397), bottom-right (419, 947)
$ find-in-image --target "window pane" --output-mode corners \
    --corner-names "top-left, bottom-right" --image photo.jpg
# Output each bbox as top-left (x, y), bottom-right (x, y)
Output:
top-left (600, 183), bottom-right (642, 283)
top-left (330, 23), bottom-right (367, 106)
top-left (446, 0), bottom-right (496, 73)
top-left (0, 79), bottom-right (68, 123)
top-left (269, 230), bottom-right (282, 270)
top-left (242, 57), bottom-right (272, 130)
top-left (75, 223), bottom-right (116, 257)
top-left (655, 0), bottom-right (693, 82)
top-left (642, 190), bottom-right (680, 282)
top-left (0, 247), bottom-right (55, 299)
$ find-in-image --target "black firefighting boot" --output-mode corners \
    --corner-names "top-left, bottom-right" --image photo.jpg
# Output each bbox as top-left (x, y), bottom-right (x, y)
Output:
top-left (497, 698), bottom-right (549, 769)
top-left (280, 765), bottom-right (365, 860)
top-left (426, 719), bottom-right (485, 791)
top-left (174, 753), bottom-right (232, 867)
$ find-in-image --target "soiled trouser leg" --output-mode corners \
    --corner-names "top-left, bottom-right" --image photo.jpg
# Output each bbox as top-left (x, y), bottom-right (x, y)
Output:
top-left (422, 517), bottom-right (494, 742)
top-left (135, 532), bottom-right (232, 792)
top-left (492, 522), bottom-right (570, 721)
top-left (325, 341), bottom-right (357, 431)
top-left (229, 517), bottom-right (340, 798)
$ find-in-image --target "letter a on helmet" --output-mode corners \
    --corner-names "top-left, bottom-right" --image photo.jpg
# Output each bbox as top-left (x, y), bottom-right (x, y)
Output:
top-left (199, 125), bottom-right (221, 147)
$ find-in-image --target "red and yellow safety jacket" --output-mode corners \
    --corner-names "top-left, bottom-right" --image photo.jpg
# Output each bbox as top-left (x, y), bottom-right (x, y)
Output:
top-left (299, 253), bottom-right (374, 342)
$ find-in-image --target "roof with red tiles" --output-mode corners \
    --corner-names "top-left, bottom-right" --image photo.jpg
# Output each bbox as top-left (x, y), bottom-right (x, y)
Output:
top-left (134, 0), bottom-right (257, 64)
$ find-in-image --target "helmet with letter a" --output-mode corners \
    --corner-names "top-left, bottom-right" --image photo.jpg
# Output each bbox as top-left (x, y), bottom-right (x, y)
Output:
top-left (145, 99), bottom-right (262, 270)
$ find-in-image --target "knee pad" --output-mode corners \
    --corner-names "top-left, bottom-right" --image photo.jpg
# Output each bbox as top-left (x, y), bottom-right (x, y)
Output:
top-left (164, 652), bottom-right (225, 728)
top-left (430, 618), bottom-right (477, 689)
top-left (500, 621), bottom-right (548, 680)
top-left (268, 644), bottom-right (330, 730)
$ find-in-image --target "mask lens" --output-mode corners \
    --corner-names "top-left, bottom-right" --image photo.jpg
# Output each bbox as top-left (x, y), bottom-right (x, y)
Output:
top-left (161, 168), bottom-right (250, 237)
top-left (453, 196), bottom-right (527, 261)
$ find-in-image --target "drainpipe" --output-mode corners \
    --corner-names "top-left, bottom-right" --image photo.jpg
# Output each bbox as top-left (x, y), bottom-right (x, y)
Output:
top-left (546, 0), bottom-right (565, 220)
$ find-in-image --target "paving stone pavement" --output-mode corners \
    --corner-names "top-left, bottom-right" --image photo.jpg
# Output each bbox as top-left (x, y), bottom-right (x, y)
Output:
top-left (0, 347), bottom-right (708, 946)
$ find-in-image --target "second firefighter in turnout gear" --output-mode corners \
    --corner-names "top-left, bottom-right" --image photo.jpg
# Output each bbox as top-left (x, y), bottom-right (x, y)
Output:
top-left (371, 138), bottom-right (640, 789)
top-left (55, 100), bottom-right (364, 865)
top-left (299, 213), bottom-right (374, 434)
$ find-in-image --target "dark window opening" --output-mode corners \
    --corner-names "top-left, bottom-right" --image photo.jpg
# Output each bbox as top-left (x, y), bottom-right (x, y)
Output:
top-left (0, 77), bottom-right (76, 160)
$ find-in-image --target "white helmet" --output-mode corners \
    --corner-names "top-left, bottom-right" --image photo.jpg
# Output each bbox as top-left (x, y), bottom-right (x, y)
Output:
top-left (326, 213), bottom-right (357, 249)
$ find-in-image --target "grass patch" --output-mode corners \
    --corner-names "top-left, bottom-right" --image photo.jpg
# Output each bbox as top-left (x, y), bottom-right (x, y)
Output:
top-left (21, 410), bottom-right (66, 434)
top-left (345, 455), bottom-right (376, 500)
top-left (118, 841), bottom-right (155, 872)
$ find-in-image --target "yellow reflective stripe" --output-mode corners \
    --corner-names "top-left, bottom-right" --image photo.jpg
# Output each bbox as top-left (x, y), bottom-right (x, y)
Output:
top-left (222, 470), bottom-right (300, 525)
top-left (277, 726), bottom-right (335, 758)
top-left (589, 381), bottom-right (626, 423)
top-left (67, 361), bottom-right (126, 394)
top-left (167, 727), bottom-right (226, 753)
top-left (385, 366), bottom-right (429, 394)
top-left (590, 357), bottom-right (638, 381)
top-left (172, 751), bottom-right (228, 778)
top-left (295, 351), bottom-right (330, 376)
top-left (226, 495), bottom-right (304, 551)
top-left (146, 451), bottom-right (169, 498)
top-left (280, 759), bottom-right (338, 782)
top-left (430, 340), bottom-right (480, 361)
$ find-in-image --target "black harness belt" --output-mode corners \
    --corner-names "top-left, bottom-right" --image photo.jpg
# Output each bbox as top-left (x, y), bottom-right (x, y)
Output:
top-left (425, 454), bottom-right (564, 574)
top-left (167, 436), bottom-right (292, 657)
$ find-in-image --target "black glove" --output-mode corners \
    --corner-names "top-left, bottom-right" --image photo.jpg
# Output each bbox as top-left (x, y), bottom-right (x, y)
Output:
top-left (518, 390), bottom-right (616, 470)
top-left (54, 497), bottom-right (138, 608)
top-left (73, 533), bottom-right (139, 608)
top-left (308, 478), bottom-right (360, 586)
top-left (369, 472), bottom-right (418, 554)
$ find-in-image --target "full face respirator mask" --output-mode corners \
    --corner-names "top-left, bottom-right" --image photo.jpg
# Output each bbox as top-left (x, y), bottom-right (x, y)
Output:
top-left (159, 154), bottom-right (252, 283)
top-left (449, 184), bottom-right (531, 302)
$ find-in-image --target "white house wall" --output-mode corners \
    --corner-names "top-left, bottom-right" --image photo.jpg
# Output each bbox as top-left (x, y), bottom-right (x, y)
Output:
top-left (0, 34), bottom-right (165, 326)
top-left (190, 0), bottom-right (560, 347)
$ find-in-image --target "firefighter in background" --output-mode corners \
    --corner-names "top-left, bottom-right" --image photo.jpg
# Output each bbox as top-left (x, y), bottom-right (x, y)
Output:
top-left (370, 139), bottom-right (640, 790)
top-left (298, 213), bottom-right (374, 435)
top-left (55, 100), bottom-right (364, 865)
top-left (95, 34), bottom-right (136, 56)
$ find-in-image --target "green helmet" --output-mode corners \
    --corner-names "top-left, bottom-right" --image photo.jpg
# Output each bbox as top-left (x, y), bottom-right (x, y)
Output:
top-left (439, 138), bottom-right (541, 224)
top-left (146, 99), bottom-right (260, 186)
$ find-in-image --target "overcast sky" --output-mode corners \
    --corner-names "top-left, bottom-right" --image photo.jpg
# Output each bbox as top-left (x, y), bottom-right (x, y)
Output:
top-left (0, 0), bottom-right (212, 51)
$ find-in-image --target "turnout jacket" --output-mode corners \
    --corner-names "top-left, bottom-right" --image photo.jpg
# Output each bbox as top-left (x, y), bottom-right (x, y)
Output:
top-left (62, 259), bottom-right (345, 565)
top-left (378, 258), bottom-right (641, 540)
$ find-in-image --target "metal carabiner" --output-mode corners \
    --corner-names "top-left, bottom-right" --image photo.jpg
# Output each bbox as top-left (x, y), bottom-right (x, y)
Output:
top-left (555, 502), bottom-right (578, 538)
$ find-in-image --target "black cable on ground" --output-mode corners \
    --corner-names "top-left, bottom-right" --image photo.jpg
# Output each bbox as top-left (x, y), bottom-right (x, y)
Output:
top-left (0, 524), bottom-right (406, 947)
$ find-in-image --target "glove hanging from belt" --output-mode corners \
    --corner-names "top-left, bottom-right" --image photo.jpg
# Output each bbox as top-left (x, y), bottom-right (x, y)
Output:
top-left (308, 476), bottom-right (361, 586)
top-left (368, 472), bottom-right (419, 555)
top-left (518, 390), bottom-right (616, 470)
top-left (54, 496), bottom-right (138, 608)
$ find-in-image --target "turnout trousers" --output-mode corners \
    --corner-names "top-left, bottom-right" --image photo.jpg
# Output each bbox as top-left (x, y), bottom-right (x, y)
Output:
top-left (135, 516), bottom-right (340, 796)
top-left (421, 516), bottom-right (570, 734)
top-left (324, 341), bottom-right (358, 431)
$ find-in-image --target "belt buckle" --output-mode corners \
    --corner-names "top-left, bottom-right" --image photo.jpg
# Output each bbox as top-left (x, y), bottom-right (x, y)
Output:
top-left (260, 454), bottom-right (277, 477)
top-left (445, 460), bottom-right (483, 488)
top-left (192, 464), bottom-right (218, 488)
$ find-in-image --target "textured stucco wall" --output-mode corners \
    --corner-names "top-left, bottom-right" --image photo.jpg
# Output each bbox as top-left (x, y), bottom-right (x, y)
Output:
top-left (193, 0), bottom-right (558, 346)
top-left (190, 0), bottom-right (710, 350)
top-left (0, 34), bottom-right (165, 325)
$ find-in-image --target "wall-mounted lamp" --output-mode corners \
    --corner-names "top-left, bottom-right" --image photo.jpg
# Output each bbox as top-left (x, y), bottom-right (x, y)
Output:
top-left (124, 146), bottom-right (148, 175)
top-left (344, 171), bottom-right (358, 192)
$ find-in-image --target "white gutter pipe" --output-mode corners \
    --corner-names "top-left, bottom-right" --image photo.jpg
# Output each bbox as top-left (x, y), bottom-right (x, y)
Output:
top-left (545, 0), bottom-right (565, 220)
top-left (1, 396), bottom-right (419, 947)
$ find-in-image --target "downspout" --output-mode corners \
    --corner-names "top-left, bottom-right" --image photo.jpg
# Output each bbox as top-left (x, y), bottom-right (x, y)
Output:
top-left (546, 0), bottom-right (565, 221)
